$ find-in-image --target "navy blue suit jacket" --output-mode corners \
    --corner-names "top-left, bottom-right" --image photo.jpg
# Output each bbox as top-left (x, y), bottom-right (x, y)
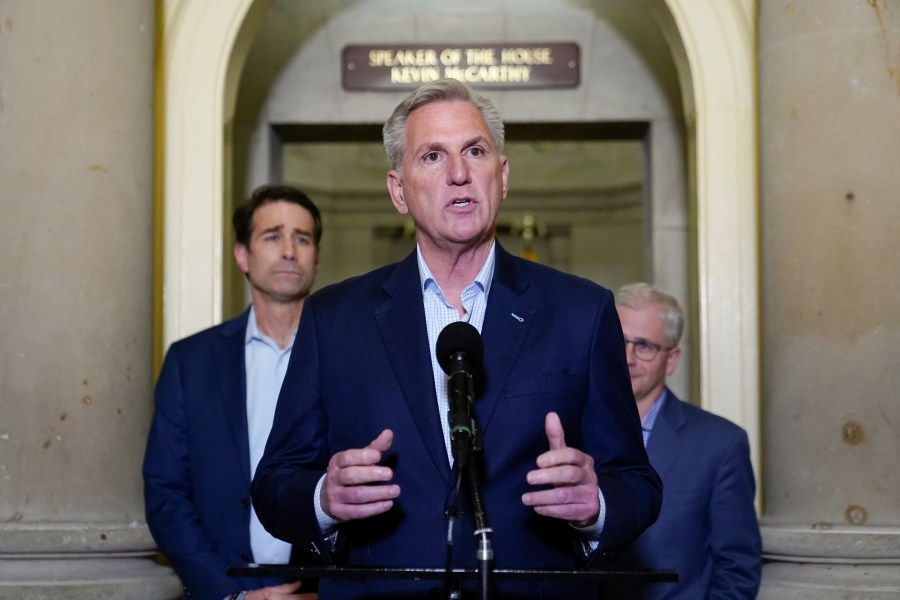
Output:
top-left (605, 391), bottom-right (761, 599)
top-left (143, 309), bottom-right (296, 600)
top-left (252, 245), bottom-right (662, 599)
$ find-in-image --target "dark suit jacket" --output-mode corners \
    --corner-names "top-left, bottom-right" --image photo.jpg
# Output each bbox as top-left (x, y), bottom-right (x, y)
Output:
top-left (143, 309), bottom-right (296, 600)
top-left (252, 245), bottom-right (662, 599)
top-left (605, 391), bottom-right (761, 599)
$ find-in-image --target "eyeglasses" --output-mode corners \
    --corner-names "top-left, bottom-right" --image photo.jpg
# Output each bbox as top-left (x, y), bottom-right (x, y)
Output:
top-left (624, 338), bottom-right (671, 362)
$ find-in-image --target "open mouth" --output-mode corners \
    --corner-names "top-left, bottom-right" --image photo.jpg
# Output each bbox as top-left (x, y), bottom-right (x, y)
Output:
top-left (451, 198), bottom-right (471, 207)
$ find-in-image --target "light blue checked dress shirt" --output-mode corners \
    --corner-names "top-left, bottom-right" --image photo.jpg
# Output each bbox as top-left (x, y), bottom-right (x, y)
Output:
top-left (641, 390), bottom-right (668, 448)
top-left (418, 242), bottom-right (495, 466)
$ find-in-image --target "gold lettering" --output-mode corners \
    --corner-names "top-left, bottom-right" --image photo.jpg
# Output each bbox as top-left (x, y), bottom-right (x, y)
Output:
top-left (444, 66), bottom-right (464, 81)
top-left (391, 66), bottom-right (441, 84)
top-left (504, 65), bottom-right (531, 82)
top-left (371, 48), bottom-right (438, 67)
top-left (465, 48), bottom-right (496, 65)
top-left (444, 65), bottom-right (531, 83)
top-left (369, 50), bottom-right (388, 67)
top-left (440, 48), bottom-right (462, 66)
top-left (500, 47), bottom-right (553, 65)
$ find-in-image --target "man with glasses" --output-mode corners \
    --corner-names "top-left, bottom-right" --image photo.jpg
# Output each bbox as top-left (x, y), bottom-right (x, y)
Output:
top-left (606, 282), bottom-right (762, 599)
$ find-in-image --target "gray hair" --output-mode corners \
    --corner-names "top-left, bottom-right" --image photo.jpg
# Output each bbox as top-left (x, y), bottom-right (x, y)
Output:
top-left (382, 78), bottom-right (506, 172)
top-left (615, 282), bottom-right (685, 347)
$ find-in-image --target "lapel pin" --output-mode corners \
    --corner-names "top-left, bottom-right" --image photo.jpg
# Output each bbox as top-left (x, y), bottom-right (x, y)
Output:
top-left (510, 313), bottom-right (524, 323)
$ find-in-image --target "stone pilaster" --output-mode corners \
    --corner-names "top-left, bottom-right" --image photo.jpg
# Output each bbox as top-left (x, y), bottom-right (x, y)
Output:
top-left (759, 0), bottom-right (900, 596)
top-left (0, 1), bottom-right (179, 596)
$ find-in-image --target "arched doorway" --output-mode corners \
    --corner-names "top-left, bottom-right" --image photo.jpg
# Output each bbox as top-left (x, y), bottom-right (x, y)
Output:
top-left (156, 0), bottom-right (759, 485)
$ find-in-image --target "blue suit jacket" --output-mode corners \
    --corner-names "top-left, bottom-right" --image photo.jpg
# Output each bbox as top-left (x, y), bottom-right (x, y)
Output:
top-left (252, 245), bottom-right (662, 599)
top-left (605, 391), bottom-right (761, 599)
top-left (143, 309), bottom-right (296, 600)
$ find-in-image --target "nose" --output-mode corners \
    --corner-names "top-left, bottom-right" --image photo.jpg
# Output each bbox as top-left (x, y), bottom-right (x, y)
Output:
top-left (447, 154), bottom-right (471, 185)
top-left (281, 238), bottom-right (296, 259)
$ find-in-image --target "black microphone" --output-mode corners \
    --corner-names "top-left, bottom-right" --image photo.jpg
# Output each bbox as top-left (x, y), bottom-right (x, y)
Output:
top-left (436, 322), bottom-right (484, 466)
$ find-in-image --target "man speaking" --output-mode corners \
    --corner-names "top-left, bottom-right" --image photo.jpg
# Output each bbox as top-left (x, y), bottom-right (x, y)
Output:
top-left (252, 79), bottom-right (662, 599)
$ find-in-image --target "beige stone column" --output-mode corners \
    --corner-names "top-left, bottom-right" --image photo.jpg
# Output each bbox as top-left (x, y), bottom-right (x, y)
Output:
top-left (0, 1), bottom-right (180, 597)
top-left (759, 0), bottom-right (900, 596)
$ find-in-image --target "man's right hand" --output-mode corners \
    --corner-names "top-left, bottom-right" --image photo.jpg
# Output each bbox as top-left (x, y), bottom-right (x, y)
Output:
top-left (321, 429), bottom-right (400, 522)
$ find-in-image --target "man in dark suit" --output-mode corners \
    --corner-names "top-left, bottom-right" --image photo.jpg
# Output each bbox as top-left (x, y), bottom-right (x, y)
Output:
top-left (606, 282), bottom-right (762, 599)
top-left (143, 185), bottom-right (321, 600)
top-left (251, 79), bottom-right (662, 599)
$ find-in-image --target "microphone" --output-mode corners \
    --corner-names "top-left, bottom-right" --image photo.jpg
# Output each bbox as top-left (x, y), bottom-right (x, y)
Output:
top-left (436, 322), bottom-right (484, 466)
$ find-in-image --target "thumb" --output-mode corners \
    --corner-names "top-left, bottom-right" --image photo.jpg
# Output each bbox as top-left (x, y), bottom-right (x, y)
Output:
top-left (368, 428), bottom-right (394, 453)
top-left (545, 412), bottom-right (567, 450)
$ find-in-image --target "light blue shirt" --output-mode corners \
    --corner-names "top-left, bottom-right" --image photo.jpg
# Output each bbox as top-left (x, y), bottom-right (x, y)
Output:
top-left (641, 390), bottom-right (668, 448)
top-left (418, 243), bottom-right (494, 465)
top-left (245, 306), bottom-right (294, 565)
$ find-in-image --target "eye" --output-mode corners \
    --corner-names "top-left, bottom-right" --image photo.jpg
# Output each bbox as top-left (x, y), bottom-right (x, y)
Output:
top-left (423, 151), bottom-right (440, 163)
top-left (468, 146), bottom-right (485, 157)
top-left (636, 341), bottom-right (652, 352)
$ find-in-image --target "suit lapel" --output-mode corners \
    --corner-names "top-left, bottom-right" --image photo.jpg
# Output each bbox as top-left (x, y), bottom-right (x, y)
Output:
top-left (646, 391), bottom-right (685, 480)
top-left (216, 310), bottom-right (251, 485)
top-left (477, 245), bottom-right (534, 436)
top-left (375, 253), bottom-right (451, 484)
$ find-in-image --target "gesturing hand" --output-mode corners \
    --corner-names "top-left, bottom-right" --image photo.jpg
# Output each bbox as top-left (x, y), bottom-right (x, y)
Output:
top-left (321, 429), bottom-right (401, 522)
top-left (521, 412), bottom-right (600, 527)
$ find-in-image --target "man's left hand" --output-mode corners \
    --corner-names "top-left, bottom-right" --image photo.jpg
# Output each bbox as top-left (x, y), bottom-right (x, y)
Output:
top-left (521, 411), bottom-right (600, 527)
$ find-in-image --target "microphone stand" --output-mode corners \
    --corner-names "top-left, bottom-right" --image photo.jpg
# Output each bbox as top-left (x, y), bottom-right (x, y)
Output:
top-left (463, 429), bottom-right (493, 600)
top-left (447, 423), bottom-right (493, 600)
top-left (438, 325), bottom-right (491, 599)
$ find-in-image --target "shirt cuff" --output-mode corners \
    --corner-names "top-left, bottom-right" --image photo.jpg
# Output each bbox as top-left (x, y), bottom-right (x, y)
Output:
top-left (569, 487), bottom-right (606, 551)
top-left (314, 474), bottom-right (340, 534)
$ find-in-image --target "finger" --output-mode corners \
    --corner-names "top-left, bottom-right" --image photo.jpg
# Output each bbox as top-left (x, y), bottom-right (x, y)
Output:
top-left (545, 411), bottom-right (566, 451)
top-left (528, 501), bottom-right (598, 525)
top-left (332, 430), bottom-right (394, 469)
top-left (521, 485), bottom-right (599, 524)
top-left (323, 467), bottom-right (396, 520)
top-left (330, 462), bottom-right (394, 486)
top-left (330, 468), bottom-right (399, 496)
top-left (367, 428), bottom-right (394, 453)
top-left (526, 462), bottom-right (587, 487)
top-left (324, 481), bottom-right (400, 521)
top-left (522, 483), bottom-right (590, 507)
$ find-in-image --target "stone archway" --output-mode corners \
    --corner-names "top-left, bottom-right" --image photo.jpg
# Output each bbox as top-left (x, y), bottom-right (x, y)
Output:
top-left (157, 0), bottom-right (759, 474)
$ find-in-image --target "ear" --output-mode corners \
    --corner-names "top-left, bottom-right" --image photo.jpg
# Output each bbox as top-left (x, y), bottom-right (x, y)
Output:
top-left (233, 243), bottom-right (249, 275)
top-left (665, 346), bottom-right (682, 377)
top-left (500, 155), bottom-right (510, 200)
top-left (387, 170), bottom-right (409, 215)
